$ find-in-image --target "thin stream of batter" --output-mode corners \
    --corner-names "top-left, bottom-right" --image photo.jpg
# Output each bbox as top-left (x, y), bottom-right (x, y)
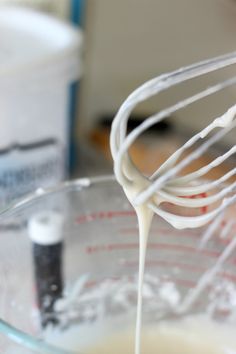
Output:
top-left (135, 205), bottom-right (153, 354)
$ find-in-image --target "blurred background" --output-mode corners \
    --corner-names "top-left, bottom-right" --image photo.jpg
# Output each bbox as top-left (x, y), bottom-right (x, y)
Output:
top-left (0, 0), bottom-right (236, 206)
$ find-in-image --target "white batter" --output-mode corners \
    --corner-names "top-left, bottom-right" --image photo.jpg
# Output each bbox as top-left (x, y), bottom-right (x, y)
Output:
top-left (85, 316), bottom-right (236, 354)
top-left (111, 104), bottom-right (236, 354)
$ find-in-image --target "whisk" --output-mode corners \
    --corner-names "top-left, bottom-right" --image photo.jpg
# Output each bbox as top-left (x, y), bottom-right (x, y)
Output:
top-left (110, 51), bottom-right (236, 229)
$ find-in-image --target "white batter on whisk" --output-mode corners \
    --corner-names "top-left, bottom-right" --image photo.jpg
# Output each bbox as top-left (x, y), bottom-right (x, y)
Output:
top-left (111, 102), bottom-right (236, 354)
top-left (109, 55), bottom-right (236, 354)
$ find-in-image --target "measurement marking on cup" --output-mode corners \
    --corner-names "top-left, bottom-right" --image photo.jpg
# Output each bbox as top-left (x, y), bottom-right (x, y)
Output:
top-left (75, 209), bottom-right (210, 225)
top-left (120, 227), bottom-right (201, 237)
top-left (76, 210), bottom-right (136, 224)
top-left (83, 277), bottom-right (197, 290)
top-left (86, 242), bottom-right (221, 258)
top-left (123, 259), bottom-right (236, 283)
top-left (120, 226), bottom-right (236, 248)
top-left (75, 210), bottom-right (236, 240)
top-left (86, 241), bottom-right (236, 278)
top-left (124, 259), bottom-right (206, 272)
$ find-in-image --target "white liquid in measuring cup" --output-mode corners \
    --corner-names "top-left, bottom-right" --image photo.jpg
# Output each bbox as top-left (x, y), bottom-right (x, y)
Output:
top-left (85, 316), bottom-right (236, 354)
top-left (46, 315), bottom-right (236, 353)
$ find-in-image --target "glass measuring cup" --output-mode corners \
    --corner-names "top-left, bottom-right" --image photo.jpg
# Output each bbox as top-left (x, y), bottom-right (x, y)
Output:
top-left (0, 175), bottom-right (235, 353)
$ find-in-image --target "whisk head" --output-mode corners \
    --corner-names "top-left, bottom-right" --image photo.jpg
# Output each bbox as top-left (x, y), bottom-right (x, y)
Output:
top-left (110, 51), bottom-right (236, 229)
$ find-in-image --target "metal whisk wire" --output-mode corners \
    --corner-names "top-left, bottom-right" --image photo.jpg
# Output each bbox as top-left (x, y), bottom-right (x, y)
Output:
top-left (110, 51), bottom-right (236, 229)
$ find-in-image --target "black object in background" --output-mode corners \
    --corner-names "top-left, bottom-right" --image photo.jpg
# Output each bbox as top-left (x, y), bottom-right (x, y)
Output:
top-left (28, 211), bottom-right (64, 328)
top-left (33, 242), bottom-right (63, 327)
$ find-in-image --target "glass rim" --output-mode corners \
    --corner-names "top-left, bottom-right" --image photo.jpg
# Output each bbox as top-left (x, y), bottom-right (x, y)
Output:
top-left (0, 175), bottom-right (116, 354)
top-left (0, 175), bottom-right (116, 220)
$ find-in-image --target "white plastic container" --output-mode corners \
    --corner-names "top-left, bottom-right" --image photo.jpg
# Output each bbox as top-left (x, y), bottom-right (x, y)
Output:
top-left (0, 7), bottom-right (83, 206)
